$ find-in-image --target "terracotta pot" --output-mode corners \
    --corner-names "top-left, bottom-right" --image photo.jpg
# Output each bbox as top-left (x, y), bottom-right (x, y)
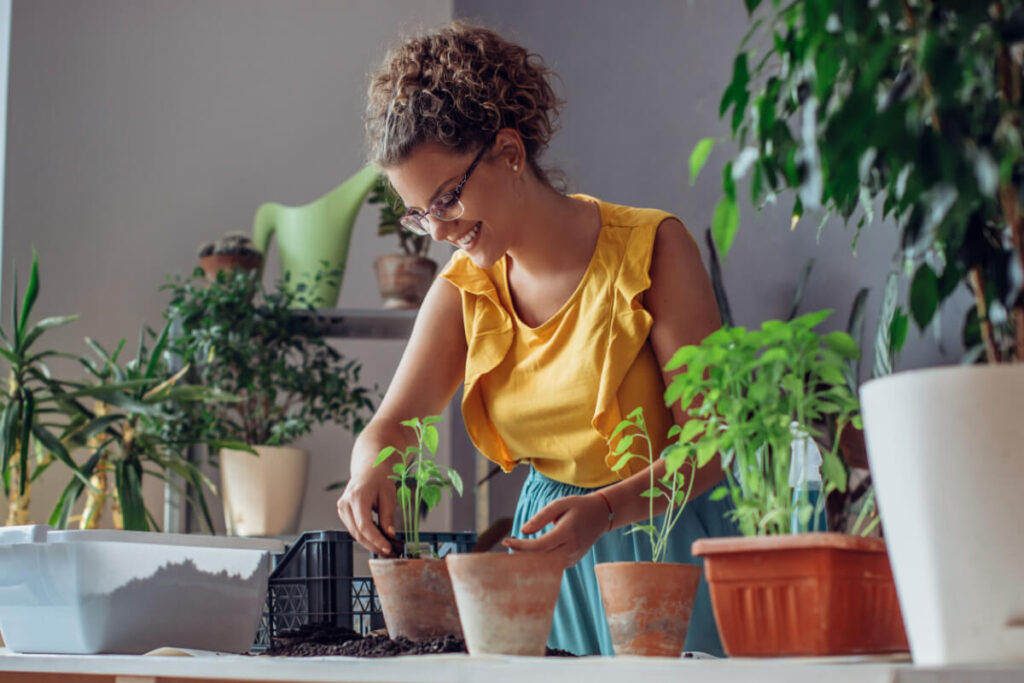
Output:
top-left (595, 561), bottom-right (702, 657)
top-left (692, 533), bottom-right (908, 657)
top-left (368, 558), bottom-right (462, 641)
top-left (199, 252), bottom-right (262, 281)
top-left (446, 552), bottom-right (566, 656)
top-left (374, 254), bottom-right (437, 309)
top-left (219, 446), bottom-right (309, 537)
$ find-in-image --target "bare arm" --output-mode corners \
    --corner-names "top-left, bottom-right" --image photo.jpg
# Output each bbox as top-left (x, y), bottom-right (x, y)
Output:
top-left (504, 218), bottom-right (723, 562)
top-left (337, 275), bottom-right (467, 555)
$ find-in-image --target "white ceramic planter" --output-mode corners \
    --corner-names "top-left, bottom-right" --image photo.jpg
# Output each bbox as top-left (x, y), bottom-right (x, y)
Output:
top-left (861, 364), bottom-right (1024, 665)
top-left (220, 445), bottom-right (309, 537)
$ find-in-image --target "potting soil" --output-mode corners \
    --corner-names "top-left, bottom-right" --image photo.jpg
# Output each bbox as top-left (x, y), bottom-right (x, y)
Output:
top-left (265, 625), bottom-right (578, 658)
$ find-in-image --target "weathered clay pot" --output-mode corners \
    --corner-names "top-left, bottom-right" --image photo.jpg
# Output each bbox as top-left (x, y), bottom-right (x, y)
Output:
top-left (595, 561), bottom-right (702, 657)
top-left (368, 558), bottom-right (462, 641)
top-left (446, 552), bottom-right (566, 656)
top-left (374, 254), bottom-right (437, 309)
top-left (199, 252), bottom-right (262, 281)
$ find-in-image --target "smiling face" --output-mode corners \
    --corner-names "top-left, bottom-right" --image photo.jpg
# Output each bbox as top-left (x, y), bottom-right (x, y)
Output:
top-left (386, 138), bottom-right (520, 269)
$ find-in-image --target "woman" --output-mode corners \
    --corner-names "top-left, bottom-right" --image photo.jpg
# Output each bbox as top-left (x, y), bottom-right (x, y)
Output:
top-left (336, 21), bottom-right (736, 656)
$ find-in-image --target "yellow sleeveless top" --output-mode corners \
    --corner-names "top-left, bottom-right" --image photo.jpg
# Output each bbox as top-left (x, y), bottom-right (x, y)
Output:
top-left (440, 195), bottom-right (679, 488)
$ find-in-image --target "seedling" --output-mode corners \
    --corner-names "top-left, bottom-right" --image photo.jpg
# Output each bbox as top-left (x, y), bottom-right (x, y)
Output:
top-left (609, 407), bottom-right (697, 563)
top-left (374, 415), bottom-right (463, 558)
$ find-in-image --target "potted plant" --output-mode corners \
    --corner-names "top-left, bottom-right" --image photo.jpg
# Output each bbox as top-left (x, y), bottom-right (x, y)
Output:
top-left (197, 232), bottom-right (263, 282)
top-left (694, 0), bottom-right (1024, 665)
top-left (1, 252), bottom-right (92, 525)
top-left (593, 408), bottom-right (702, 657)
top-left (47, 323), bottom-right (240, 532)
top-left (367, 175), bottom-right (437, 309)
top-left (680, 312), bottom-right (906, 656)
top-left (367, 415), bottom-right (464, 641)
top-left (163, 267), bottom-right (374, 536)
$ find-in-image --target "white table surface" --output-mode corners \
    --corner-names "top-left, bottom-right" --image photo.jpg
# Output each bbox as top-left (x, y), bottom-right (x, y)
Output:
top-left (2, 649), bottom-right (1024, 683)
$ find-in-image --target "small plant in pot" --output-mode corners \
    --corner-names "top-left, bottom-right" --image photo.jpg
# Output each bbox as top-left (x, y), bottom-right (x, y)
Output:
top-left (162, 267), bottom-right (374, 536)
top-left (367, 415), bottom-right (464, 641)
top-left (367, 175), bottom-right (437, 310)
top-left (680, 312), bottom-right (907, 657)
top-left (197, 232), bottom-right (263, 282)
top-left (594, 407), bottom-right (703, 658)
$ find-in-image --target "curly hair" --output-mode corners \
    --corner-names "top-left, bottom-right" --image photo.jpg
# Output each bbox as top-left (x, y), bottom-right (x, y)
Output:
top-left (366, 22), bottom-right (562, 181)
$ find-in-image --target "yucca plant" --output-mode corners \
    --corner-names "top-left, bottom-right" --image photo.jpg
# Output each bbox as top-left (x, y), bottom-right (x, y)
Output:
top-left (0, 251), bottom-right (98, 525)
top-left (48, 323), bottom-right (244, 532)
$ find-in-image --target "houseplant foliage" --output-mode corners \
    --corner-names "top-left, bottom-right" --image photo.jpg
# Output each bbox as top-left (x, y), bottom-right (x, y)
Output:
top-left (163, 266), bottom-right (373, 535)
top-left (48, 324), bottom-right (237, 532)
top-left (692, 0), bottom-right (1024, 364)
top-left (1, 252), bottom-right (91, 525)
top-left (163, 267), bottom-right (374, 448)
top-left (666, 311), bottom-right (860, 536)
top-left (369, 415), bottom-right (464, 642)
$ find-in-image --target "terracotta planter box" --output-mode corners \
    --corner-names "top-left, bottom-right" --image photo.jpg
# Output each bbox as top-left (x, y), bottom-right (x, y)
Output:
top-left (692, 533), bottom-right (908, 657)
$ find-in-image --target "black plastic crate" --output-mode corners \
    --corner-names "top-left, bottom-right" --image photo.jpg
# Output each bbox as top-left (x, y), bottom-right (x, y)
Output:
top-left (252, 529), bottom-right (475, 652)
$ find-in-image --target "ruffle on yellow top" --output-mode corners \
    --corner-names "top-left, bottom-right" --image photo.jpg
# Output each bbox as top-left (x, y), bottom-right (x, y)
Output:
top-left (441, 195), bottom-right (678, 488)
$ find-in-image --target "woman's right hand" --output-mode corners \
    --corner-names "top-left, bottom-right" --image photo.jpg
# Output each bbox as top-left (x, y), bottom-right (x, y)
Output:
top-left (336, 461), bottom-right (398, 557)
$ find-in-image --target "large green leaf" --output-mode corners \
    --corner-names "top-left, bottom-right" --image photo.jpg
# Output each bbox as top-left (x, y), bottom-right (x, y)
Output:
top-left (16, 250), bottom-right (40, 345)
top-left (0, 397), bottom-right (20, 480)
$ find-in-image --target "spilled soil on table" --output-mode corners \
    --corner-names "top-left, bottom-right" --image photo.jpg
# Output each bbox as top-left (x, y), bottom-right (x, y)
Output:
top-left (264, 623), bottom-right (577, 658)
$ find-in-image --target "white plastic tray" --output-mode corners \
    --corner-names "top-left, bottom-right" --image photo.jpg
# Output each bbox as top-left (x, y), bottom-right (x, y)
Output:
top-left (0, 525), bottom-right (283, 654)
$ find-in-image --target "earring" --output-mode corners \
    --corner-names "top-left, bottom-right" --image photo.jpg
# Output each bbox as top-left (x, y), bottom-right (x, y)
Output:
top-left (512, 164), bottom-right (519, 172)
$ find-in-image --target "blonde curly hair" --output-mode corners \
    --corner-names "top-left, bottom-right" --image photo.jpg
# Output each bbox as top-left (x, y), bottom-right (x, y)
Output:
top-left (366, 22), bottom-right (562, 182)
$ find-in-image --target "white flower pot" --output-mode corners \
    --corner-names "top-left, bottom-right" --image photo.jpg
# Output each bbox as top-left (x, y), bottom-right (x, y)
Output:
top-left (860, 364), bottom-right (1024, 665)
top-left (220, 445), bottom-right (309, 537)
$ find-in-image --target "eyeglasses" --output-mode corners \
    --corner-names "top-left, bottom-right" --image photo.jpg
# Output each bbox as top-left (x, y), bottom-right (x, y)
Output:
top-left (399, 139), bottom-right (492, 236)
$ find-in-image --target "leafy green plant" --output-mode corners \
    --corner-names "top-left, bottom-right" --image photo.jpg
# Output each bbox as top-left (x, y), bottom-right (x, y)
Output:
top-left (608, 408), bottom-right (698, 563)
top-left (692, 0), bottom-right (1024, 364)
top-left (664, 311), bottom-right (861, 536)
top-left (0, 252), bottom-right (92, 525)
top-left (366, 174), bottom-right (430, 257)
top-left (373, 415), bottom-right (463, 558)
top-left (46, 324), bottom-right (241, 532)
top-left (162, 267), bottom-right (375, 448)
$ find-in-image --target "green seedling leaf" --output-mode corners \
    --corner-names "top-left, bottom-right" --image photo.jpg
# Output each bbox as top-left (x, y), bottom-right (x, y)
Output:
top-left (374, 446), bottom-right (397, 466)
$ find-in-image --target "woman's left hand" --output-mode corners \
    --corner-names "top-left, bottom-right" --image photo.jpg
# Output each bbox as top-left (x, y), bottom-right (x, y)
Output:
top-left (502, 493), bottom-right (610, 565)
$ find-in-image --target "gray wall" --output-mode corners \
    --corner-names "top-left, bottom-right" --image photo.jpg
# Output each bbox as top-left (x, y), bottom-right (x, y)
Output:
top-left (2, 0), bottom-right (456, 532)
top-left (453, 0), bottom-right (971, 519)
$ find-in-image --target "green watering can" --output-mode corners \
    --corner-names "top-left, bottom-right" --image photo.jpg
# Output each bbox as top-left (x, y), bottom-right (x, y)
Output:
top-left (253, 164), bottom-right (380, 308)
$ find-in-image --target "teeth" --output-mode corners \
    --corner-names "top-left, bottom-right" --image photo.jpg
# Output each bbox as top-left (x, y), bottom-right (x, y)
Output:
top-left (457, 224), bottom-right (480, 247)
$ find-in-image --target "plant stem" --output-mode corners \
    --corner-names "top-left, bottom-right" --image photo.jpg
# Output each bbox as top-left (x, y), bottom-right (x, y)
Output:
top-left (969, 267), bottom-right (1002, 363)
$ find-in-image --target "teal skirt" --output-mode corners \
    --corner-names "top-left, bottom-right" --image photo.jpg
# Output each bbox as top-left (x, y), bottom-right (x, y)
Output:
top-left (511, 467), bottom-right (738, 657)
